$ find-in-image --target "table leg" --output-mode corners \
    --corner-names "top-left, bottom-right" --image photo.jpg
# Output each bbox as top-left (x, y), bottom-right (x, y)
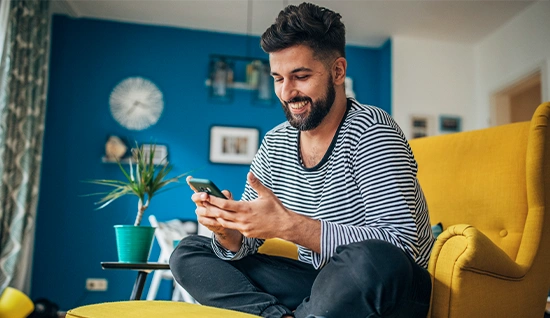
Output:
top-left (130, 271), bottom-right (149, 300)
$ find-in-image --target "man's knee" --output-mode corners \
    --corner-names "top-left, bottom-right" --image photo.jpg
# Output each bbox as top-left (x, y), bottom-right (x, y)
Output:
top-left (333, 240), bottom-right (414, 298)
top-left (340, 240), bottom-right (431, 317)
top-left (177, 234), bottom-right (211, 249)
top-left (169, 235), bottom-right (212, 273)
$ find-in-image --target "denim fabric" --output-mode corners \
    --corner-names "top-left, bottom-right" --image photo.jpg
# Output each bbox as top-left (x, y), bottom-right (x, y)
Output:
top-left (170, 235), bottom-right (431, 318)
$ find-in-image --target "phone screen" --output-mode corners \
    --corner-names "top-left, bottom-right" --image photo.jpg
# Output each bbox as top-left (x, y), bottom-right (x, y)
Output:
top-left (188, 178), bottom-right (227, 199)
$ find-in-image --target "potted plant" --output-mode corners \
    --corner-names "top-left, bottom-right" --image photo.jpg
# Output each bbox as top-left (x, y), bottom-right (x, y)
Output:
top-left (86, 142), bottom-right (188, 263)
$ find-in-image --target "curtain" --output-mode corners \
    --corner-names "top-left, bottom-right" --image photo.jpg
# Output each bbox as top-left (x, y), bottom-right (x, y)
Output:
top-left (0, 0), bottom-right (50, 293)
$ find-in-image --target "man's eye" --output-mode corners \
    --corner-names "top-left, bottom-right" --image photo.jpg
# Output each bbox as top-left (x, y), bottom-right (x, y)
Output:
top-left (274, 78), bottom-right (283, 83)
top-left (296, 75), bottom-right (309, 80)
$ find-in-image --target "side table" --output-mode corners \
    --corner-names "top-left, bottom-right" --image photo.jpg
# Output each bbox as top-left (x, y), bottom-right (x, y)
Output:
top-left (101, 262), bottom-right (170, 300)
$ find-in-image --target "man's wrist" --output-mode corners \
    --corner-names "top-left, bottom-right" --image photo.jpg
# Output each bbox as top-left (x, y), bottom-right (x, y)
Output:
top-left (214, 231), bottom-right (227, 241)
top-left (214, 230), bottom-right (243, 252)
top-left (282, 213), bottom-right (321, 253)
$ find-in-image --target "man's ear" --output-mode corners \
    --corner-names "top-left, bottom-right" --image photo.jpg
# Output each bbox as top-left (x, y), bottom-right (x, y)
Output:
top-left (332, 57), bottom-right (347, 85)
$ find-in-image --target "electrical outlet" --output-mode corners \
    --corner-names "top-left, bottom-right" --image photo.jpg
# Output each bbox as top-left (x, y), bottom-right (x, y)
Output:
top-left (86, 278), bottom-right (108, 291)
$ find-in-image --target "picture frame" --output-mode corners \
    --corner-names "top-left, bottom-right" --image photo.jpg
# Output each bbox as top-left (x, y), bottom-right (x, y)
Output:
top-left (410, 115), bottom-right (434, 139)
top-left (439, 115), bottom-right (462, 133)
top-left (209, 126), bottom-right (260, 164)
top-left (139, 144), bottom-right (168, 164)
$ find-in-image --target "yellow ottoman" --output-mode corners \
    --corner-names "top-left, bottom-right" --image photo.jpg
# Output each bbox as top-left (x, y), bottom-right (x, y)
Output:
top-left (66, 301), bottom-right (260, 318)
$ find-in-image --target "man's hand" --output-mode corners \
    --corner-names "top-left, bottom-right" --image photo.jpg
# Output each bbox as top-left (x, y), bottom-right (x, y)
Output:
top-left (204, 172), bottom-right (294, 239)
top-left (187, 176), bottom-right (243, 252)
top-left (190, 173), bottom-right (321, 253)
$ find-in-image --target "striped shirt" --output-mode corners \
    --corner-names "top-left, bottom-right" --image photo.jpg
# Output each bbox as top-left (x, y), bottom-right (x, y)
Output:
top-left (212, 98), bottom-right (435, 269)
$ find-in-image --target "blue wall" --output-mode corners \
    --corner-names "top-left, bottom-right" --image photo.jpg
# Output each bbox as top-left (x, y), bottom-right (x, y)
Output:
top-left (31, 15), bottom-right (391, 310)
top-left (379, 39), bottom-right (392, 112)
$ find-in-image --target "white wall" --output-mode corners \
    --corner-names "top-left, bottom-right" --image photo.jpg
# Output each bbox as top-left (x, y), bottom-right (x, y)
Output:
top-left (473, 0), bottom-right (550, 129)
top-left (392, 36), bottom-right (475, 139)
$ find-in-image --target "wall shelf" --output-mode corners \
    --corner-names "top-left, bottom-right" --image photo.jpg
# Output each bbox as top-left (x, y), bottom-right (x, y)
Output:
top-left (101, 157), bottom-right (167, 165)
top-left (204, 79), bottom-right (255, 91)
top-left (102, 144), bottom-right (168, 165)
top-left (101, 156), bottom-right (131, 164)
top-left (207, 54), bottom-right (275, 103)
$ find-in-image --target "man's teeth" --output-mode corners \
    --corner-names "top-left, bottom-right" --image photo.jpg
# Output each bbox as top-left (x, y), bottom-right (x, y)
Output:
top-left (289, 101), bottom-right (308, 109)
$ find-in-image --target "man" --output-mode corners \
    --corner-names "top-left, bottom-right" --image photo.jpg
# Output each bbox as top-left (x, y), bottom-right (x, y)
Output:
top-left (170, 3), bottom-right (435, 318)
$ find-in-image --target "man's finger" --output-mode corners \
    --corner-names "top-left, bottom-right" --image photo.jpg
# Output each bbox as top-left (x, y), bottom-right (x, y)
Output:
top-left (222, 190), bottom-right (233, 200)
top-left (207, 194), bottom-right (246, 212)
top-left (186, 175), bottom-right (198, 192)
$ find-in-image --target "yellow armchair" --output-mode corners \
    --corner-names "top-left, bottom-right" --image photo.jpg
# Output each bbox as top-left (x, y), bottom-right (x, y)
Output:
top-left (408, 102), bottom-right (550, 317)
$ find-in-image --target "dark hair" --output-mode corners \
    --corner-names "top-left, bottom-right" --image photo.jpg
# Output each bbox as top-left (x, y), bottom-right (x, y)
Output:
top-left (260, 2), bottom-right (346, 62)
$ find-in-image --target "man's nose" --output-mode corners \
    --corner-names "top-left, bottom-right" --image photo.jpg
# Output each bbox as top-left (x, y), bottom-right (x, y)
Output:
top-left (280, 81), bottom-right (298, 102)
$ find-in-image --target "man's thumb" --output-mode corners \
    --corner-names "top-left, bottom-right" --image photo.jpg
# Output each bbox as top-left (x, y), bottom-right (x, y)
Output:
top-left (248, 172), bottom-right (267, 196)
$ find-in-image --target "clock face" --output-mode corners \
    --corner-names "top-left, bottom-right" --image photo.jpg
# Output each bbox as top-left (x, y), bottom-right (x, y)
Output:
top-left (109, 77), bottom-right (164, 130)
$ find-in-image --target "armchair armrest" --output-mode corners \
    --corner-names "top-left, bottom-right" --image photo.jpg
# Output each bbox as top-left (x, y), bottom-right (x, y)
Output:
top-left (428, 224), bottom-right (531, 317)
top-left (429, 224), bottom-right (526, 280)
top-left (258, 238), bottom-right (299, 260)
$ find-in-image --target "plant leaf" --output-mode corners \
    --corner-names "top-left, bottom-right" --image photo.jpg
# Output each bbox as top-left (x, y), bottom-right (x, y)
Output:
top-left (83, 141), bottom-right (196, 217)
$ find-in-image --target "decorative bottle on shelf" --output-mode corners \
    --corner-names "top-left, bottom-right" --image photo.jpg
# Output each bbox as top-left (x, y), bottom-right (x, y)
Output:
top-left (210, 59), bottom-right (233, 98)
top-left (257, 63), bottom-right (272, 101)
top-left (246, 60), bottom-right (262, 89)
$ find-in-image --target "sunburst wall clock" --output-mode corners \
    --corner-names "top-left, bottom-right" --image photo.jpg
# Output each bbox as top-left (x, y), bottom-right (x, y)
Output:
top-left (109, 77), bottom-right (164, 130)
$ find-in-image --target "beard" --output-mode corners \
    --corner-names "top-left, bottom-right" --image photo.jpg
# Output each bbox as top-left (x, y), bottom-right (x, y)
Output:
top-left (281, 75), bottom-right (336, 131)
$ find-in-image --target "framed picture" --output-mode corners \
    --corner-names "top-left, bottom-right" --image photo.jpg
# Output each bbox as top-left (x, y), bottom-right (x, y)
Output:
top-left (439, 115), bottom-right (462, 133)
top-left (209, 126), bottom-right (260, 164)
top-left (410, 115), bottom-right (434, 139)
top-left (138, 144), bottom-right (168, 164)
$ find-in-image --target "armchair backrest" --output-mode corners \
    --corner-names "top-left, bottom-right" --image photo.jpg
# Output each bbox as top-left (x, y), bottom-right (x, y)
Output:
top-left (409, 102), bottom-right (550, 268)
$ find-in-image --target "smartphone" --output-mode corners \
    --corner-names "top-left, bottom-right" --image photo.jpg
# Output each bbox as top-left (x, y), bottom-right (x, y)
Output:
top-left (187, 178), bottom-right (227, 199)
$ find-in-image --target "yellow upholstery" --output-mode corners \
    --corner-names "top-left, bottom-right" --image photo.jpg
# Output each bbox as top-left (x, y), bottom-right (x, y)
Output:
top-left (408, 101), bottom-right (550, 317)
top-left (66, 301), bottom-right (258, 318)
top-left (67, 102), bottom-right (550, 317)
top-left (0, 287), bottom-right (34, 318)
top-left (258, 238), bottom-right (299, 260)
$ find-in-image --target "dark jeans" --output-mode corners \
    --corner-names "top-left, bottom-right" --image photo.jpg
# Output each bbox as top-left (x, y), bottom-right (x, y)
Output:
top-left (169, 235), bottom-right (431, 318)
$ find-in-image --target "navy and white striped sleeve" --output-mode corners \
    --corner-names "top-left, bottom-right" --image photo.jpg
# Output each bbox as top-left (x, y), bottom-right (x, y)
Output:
top-left (311, 123), bottom-right (420, 269)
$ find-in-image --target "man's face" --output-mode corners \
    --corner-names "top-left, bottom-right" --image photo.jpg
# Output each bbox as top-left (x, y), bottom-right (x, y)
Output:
top-left (269, 45), bottom-right (336, 131)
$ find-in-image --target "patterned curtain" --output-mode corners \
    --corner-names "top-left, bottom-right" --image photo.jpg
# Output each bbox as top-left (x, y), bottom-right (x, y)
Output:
top-left (0, 0), bottom-right (50, 293)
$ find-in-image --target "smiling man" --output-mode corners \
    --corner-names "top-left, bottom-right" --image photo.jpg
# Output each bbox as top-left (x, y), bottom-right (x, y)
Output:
top-left (170, 3), bottom-right (435, 318)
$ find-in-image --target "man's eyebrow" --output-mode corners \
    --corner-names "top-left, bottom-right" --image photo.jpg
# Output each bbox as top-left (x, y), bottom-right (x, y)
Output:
top-left (271, 67), bottom-right (313, 76)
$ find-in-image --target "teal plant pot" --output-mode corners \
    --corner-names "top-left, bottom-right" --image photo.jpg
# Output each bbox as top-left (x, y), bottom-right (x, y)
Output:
top-left (114, 225), bottom-right (156, 263)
